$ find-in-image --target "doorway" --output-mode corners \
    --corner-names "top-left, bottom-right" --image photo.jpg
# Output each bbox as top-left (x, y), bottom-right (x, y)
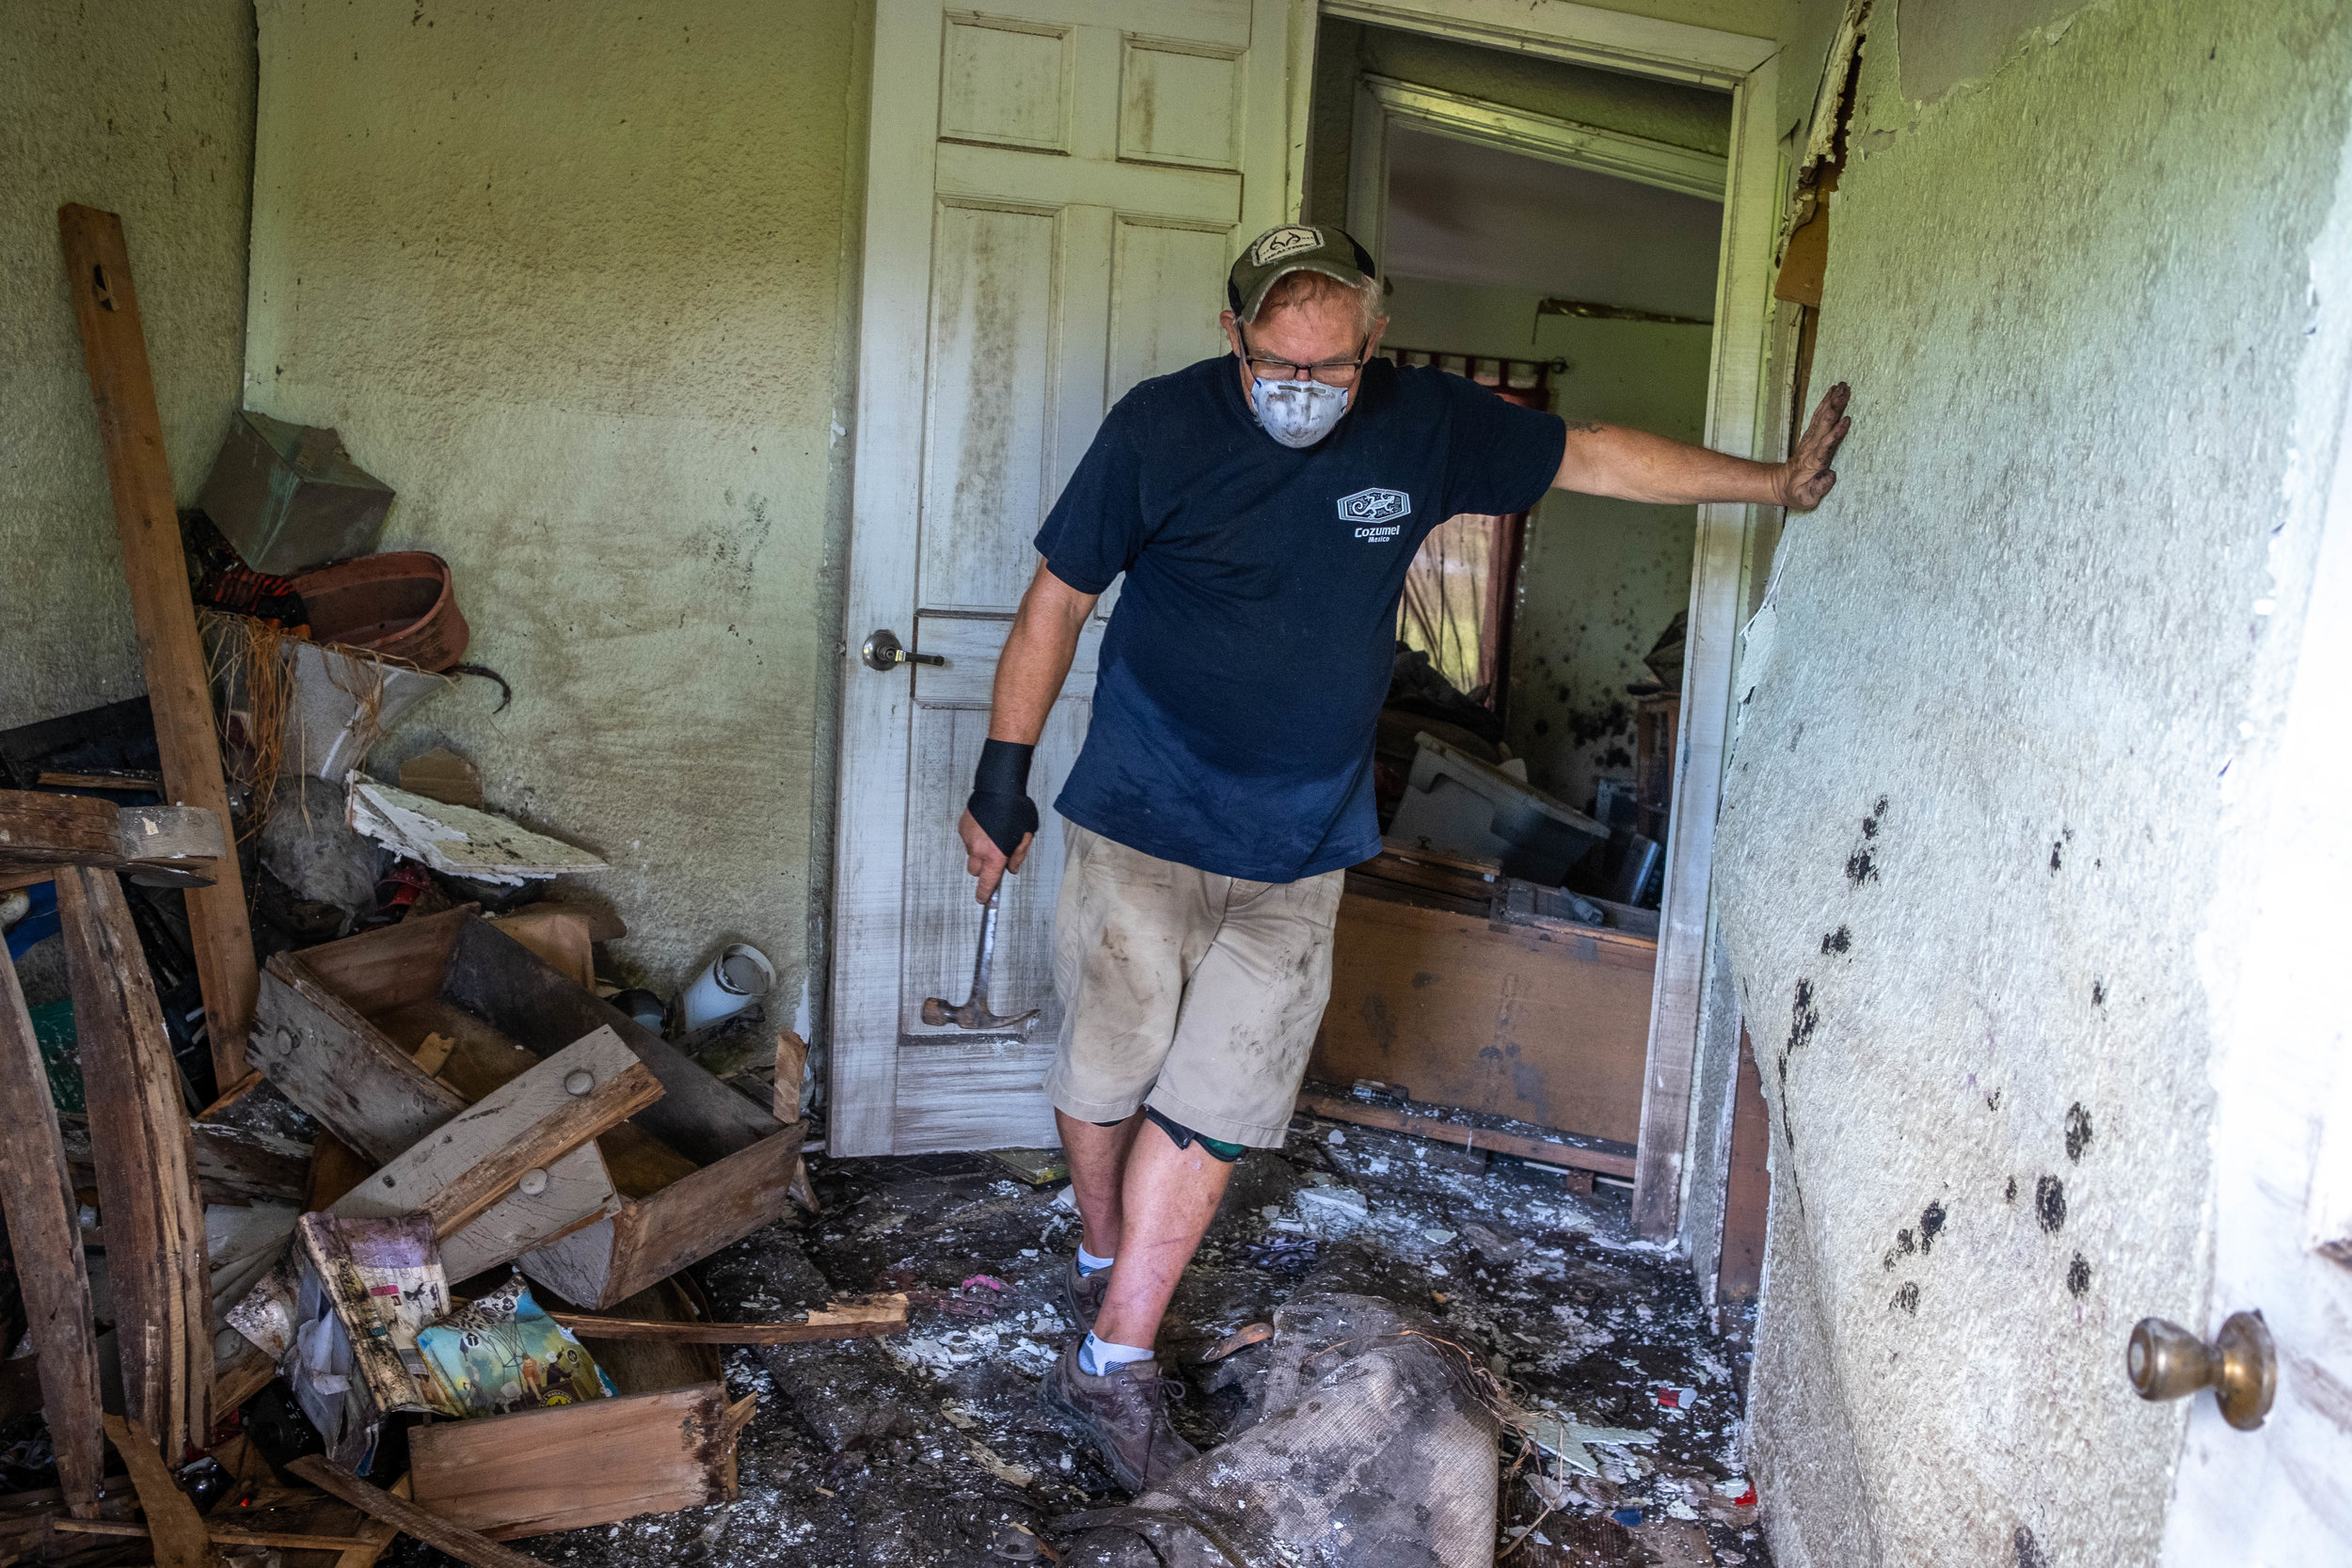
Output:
top-left (1296, 17), bottom-right (1737, 1199)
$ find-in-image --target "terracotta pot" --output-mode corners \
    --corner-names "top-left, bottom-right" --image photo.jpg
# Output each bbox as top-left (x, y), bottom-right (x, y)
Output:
top-left (293, 550), bottom-right (470, 672)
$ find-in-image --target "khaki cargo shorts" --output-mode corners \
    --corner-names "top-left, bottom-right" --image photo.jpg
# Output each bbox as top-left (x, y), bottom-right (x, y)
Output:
top-left (1042, 821), bottom-right (1345, 1148)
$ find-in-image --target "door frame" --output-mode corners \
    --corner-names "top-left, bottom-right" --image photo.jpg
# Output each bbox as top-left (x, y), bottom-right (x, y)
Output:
top-left (1316, 0), bottom-right (1780, 1239)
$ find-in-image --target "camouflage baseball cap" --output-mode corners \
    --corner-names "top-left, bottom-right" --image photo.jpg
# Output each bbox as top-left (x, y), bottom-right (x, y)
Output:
top-left (1227, 224), bottom-right (1377, 321)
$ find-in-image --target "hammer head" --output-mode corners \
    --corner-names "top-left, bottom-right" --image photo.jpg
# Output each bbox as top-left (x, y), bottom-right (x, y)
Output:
top-left (921, 995), bottom-right (1041, 1033)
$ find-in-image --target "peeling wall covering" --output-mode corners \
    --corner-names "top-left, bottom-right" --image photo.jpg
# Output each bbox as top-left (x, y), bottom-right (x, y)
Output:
top-left (1, 0), bottom-right (256, 730)
top-left (244, 0), bottom-right (866, 1006)
top-left (1716, 2), bottom-right (2352, 1563)
top-left (1381, 277), bottom-right (1708, 811)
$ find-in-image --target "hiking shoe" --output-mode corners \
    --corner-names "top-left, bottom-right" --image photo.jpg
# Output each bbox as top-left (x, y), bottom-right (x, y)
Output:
top-left (1040, 1338), bottom-right (1199, 1492)
top-left (1065, 1255), bottom-right (1108, 1329)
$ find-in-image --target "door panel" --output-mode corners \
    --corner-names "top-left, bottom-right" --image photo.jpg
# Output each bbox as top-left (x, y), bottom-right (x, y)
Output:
top-left (833, 0), bottom-right (1302, 1155)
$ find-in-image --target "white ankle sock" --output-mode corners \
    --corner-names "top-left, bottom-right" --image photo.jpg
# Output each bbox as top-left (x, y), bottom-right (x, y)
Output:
top-left (1076, 1245), bottom-right (1116, 1276)
top-left (1079, 1332), bottom-right (1152, 1376)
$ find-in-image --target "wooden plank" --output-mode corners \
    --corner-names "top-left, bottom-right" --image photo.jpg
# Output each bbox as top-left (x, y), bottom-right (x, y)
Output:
top-left (0, 953), bottom-right (103, 1514)
top-left (288, 1457), bottom-right (545, 1568)
top-left (57, 205), bottom-right (257, 1085)
top-left (289, 907), bottom-right (472, 1019)
top-left (249, 958), bottom-right (467, 1164)
top-left (59, 867), bottom-right (209, 1460)
top-left (434, 1141), bottom-right (620, 1284)
top-left (0, 792), bottom-right (224, 883)
top-left (329, 1475), bottom-right (409, 1568)
top-left (1311, 893), bottom-right (1653, 1145)
top-left (483, 908), bottom-right (594, 990)
top-left (329, 1028), bottom-right (659, 1240)
top-left (440, 918), bottom-right (781, 1165)
top-left (64, 1122), bottom-right (310, 1208)
top-left (1296, 1091), bottom-right (1629, 1180)
top-left (549, 1294), bottom-right (907, 1344)
top-left (54, 1519), bottom-right (380, 1551)
top-left (598, 1123), bottom-right (806, 1306)
top-left (102, 1415), bottom-right (223, 1568)
top-left (406, 1386), bottom-right (746, 1540)
top-left (1713, 1023), bottom-right (1772, 1308)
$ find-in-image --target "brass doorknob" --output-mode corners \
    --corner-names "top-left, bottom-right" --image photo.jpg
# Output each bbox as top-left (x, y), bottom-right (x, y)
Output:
top-left (2128, 1312), bottom-right (2276, 1431)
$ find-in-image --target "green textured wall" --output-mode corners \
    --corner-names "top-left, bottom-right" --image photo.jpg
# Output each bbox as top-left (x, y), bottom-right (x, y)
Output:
top-left (1718, 2), bottom-right (2352, 1563)
top-left (244, 0), bottom-right (868, 1011)
top-left (2, 1), bottom-right (257, 730)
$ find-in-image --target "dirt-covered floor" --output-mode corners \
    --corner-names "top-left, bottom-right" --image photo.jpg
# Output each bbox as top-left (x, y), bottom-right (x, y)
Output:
top-left (386, 1113), bottom-right (1770, 1568)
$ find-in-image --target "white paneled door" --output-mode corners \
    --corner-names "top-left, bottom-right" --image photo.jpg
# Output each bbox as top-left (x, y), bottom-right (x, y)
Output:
top-left (831, 0), bottom-right (1305, 1155)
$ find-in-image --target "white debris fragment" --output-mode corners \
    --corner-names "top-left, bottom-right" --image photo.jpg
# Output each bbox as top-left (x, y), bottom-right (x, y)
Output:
top-left (344, 774), bottom-right (608, 885)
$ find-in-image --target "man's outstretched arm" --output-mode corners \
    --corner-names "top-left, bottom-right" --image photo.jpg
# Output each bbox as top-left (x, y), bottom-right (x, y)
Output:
top-left (959, 557), bottom-right (1100, 902)
top-left (1553, 383), bottom-right (1852, 512)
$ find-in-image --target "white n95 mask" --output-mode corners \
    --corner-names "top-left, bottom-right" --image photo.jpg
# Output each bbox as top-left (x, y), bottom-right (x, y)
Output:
top-left (1251, 377), bottom-right (1350, 449)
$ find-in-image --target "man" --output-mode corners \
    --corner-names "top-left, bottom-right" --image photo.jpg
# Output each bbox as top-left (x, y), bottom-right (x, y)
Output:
top-left (957, 225), bottom-right (1851, 1489)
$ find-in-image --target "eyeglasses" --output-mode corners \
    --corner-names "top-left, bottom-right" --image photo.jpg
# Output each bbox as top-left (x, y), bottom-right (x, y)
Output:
top-left (1238, 328), bottom-right (1371, 388)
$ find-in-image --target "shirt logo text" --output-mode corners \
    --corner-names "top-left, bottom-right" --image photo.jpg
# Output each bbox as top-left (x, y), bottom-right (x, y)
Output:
top-left (1337, 488), bottom-right (1411, 534)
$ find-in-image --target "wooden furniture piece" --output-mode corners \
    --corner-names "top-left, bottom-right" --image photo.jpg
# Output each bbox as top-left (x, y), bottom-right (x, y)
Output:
top-left (1308, 845), bottom-right (1655, 1175)
top-left (408, 1278), bottom-right (755, 1540)
top-left (247, 909), bottom-right (804, 1307)
top-left (58, 205), bottom-right (258, 1085)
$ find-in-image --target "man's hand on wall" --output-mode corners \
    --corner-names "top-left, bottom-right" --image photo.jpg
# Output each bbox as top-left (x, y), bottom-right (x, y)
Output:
top-left (961, 808), bottom-right (1033, 904)
top-left (1777, 382), bottom-right (1852, 513)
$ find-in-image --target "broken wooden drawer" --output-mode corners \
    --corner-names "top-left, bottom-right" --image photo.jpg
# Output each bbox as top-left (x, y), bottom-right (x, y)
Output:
top-left (409, 1279), bottom-right (754, 1539)
top-left (249, 908), bottom-right (805, 1306)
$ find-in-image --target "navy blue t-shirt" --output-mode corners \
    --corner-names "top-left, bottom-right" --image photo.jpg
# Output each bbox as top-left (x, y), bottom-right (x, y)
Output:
top-left (1034, 354), bottom-right (1566, 882)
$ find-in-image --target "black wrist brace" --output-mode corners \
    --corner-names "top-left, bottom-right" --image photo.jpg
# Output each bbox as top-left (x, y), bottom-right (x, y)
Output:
top-left (968, 738), bottom-right (1039, 858)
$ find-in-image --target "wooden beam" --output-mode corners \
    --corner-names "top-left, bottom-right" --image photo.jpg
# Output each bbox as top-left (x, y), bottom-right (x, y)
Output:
top-left (59, 867), bottom-right (210, 1460)
top-left (549, 1294), bottom-right (907, 1345)
top-left (329, 1027), bottom-right (657, 1240)
top-left (56, 204), bottom-right (257, 1085)
top-left (288, 1456), bottom-right (546, 1568)
top-left (0, 792), bottom-right (225, 884)
top-left (1295, 1090), bottom-right (1628, 1180)
top-left (0, 955), bottom-right (103, 1515)
top-left (53, 1518), bottom-right (382, 1551)
top-left (102, 1415), bottom-right (223, 1568)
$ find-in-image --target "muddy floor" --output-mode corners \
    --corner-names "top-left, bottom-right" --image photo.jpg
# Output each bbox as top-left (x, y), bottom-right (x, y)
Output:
top-left (385, 1112), bottom-right (1771, 1567)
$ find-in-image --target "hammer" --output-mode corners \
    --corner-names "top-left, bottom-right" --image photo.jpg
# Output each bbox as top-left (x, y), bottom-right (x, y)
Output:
top-left (922, 889), bottom-right (1040, 1033)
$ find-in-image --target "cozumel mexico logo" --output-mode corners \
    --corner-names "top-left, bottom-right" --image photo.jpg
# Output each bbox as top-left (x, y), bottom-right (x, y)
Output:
top-left (1338, 487), bottom-right (1411, 540)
